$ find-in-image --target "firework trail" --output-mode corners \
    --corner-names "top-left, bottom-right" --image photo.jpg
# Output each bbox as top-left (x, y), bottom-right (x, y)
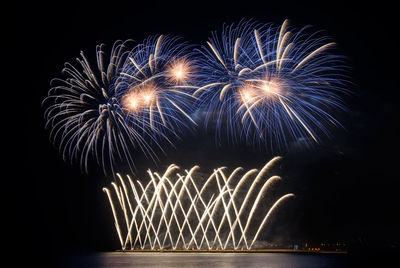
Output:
top-left (103, 157), bottom-right (294, 250)
top-left (194, 19), bottom-right (350, 150)
top-left (43, 36), bottom-right (197, 176)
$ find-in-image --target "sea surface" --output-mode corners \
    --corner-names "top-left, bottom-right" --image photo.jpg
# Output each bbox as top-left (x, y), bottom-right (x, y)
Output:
top-left (56, 252), bottom-right (354, 268)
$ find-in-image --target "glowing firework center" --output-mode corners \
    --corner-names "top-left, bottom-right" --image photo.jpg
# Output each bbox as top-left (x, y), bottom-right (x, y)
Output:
top-left (103, 157), bottom-right (294, 250)
top-left (121, 59), bottom-right (194, 115)
top-left (122, 83), bottom-right (157, 113)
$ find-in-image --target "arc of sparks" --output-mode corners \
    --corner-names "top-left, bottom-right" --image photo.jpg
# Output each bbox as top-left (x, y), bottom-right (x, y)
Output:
top-left (103, 157), bottom-right (293, 250)
top-left (292, 42), bottom-right (336, 72)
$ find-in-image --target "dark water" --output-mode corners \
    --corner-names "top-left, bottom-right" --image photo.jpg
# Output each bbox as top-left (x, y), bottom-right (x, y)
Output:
top-left (57, 252), bottom-right (354, 268)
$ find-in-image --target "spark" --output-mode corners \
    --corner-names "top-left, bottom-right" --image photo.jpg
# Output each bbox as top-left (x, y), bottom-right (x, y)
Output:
top-left (42, 40), bottom-right (161, 176)
top-left (116, 34), bottom-right (198, 137)
top-left (166, 59), bottom-right (194, 84)
top-left (194, 19), bottom-right (350, 149)
top-left (103, 157), bottom-right (294, 250)
top-left (122, 83), bottom-right (157, 113)
top-left (43, 36), bottom-right (198, 176)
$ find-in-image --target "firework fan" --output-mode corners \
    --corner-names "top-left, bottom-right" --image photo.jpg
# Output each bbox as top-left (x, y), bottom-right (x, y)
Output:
top-left (43, 36), bottom-right (197, 176)
top-left (194, 19), bottom-right (349, 150)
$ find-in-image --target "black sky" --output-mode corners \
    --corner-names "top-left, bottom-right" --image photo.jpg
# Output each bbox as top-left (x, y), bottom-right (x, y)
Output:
top-left (9, 0), bottom-right (400, 265)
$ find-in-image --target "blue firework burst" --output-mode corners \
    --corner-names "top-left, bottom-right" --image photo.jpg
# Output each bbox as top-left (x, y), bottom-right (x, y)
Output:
top-left (114, 34), bottom-right (198, 144)
top-left (43, 36), bottom-right (198, 176)
top-left (194, 19), bottom-right (350, 150)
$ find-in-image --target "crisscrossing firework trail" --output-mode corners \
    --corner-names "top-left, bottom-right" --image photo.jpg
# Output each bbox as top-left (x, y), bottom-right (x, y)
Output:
top-left (103, 156), bottom-right (294, 250)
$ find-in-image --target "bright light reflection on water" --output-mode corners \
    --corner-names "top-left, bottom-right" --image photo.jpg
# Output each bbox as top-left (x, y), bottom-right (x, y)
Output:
top-left (59, 252), bottom-right (350, 268)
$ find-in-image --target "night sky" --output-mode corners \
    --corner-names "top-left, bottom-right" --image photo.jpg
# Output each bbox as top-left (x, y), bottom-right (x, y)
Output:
top-left (10, 0), bottom-right (399, 266)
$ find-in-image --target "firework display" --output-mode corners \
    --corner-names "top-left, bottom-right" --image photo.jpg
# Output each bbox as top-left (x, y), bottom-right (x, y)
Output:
top-left (103, 157), bottom-right (294, 250)
top-left (43, 19), bottom-right (349, 174)
top-left (41, 19), bottom-right (351, 252)
top-left (115, 35), bottom-right (198, 142)
top-left (43, 41), bottom-right (134, 176)
top-left (195, 19), bottom-right (349, 149)
top-left (43, 36), bottom-right (197, 176)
